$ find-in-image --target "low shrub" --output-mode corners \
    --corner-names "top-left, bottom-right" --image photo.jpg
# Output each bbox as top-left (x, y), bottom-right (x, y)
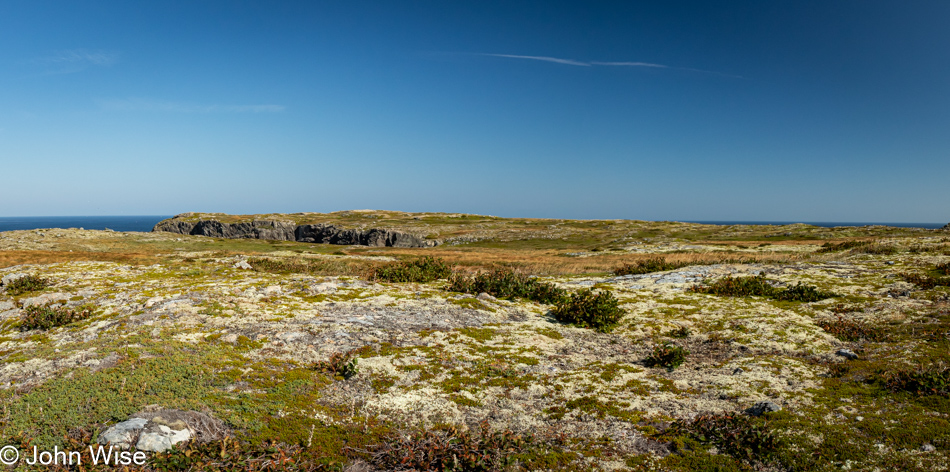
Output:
top-left (373, 256), bottom-right (452, 283)
top-left (446, 269), bottom-right (566, 304)
top-left (614, 258), bottom-right (690, 276)
top-left (667, 413), bottom-right (780, 462)
top-left (19, 303), bottom-right (93, 331)
top-left (4, 274), bottom-right (50, 296)
top-left (938, 262), bottom-right (950, 275)
top-left (855, 243), bottom-right (900, 255)
top-left (880, 366), bottom-right (950, 397)
top-left (901, 272), bottom-right (950, 290)
top-left (774, 282), bottom-right (838, 302)
top-left (645, 342), bottom-right (688, 370)
top-left (817, 240), bottom-right (871, 253)
top-left (370, 421), bottom-right (531, 472)
top-left (247, 256), bottom-right (366, 277)
top-left (667, 326), bottom-right (692, 338)
top-left (817, 316), bottom-right (886, 342)
top-left (689, 274), bottom-right (836, 302)
top-left (313, 350), bottom-right (359, 380)
top-left (551, 289), bottom-right (625, 333)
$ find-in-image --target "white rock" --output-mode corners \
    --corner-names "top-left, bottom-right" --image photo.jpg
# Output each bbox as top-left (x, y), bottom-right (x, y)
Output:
top-left (136, 424), bottom-right (192, 452)
top-left (921, 443), bottom-right (936, 452)
top-left (1, 273), bottom-right (27, 286)
top-left (233, 261), bottom-right (253, 270)
top-left (263, 285), bottom-right (282, 296)
top-left (98, 418), bottom-right (148, 449)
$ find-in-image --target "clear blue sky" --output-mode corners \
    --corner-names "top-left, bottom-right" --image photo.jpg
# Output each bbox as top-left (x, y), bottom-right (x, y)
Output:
top-left (1, 1), bottom-right (948, 223)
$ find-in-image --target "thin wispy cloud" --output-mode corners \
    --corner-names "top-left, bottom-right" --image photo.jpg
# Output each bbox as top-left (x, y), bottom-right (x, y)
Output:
top-left (479, 54), bottom-right (590, 67)
top-left (478, 53), bottom-right (742, 78)
top-left (99, 98), bottom-right (285, 114)
top-left (36, 49), bottom-right (119, 65)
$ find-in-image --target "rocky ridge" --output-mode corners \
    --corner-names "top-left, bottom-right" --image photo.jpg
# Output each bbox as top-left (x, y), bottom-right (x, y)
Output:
top-left (154, 217), bottom-right (438, 248)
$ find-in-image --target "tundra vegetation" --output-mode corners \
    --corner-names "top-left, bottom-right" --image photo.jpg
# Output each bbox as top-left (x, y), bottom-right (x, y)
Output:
top-left (0, 211), bottom-right (948, 471)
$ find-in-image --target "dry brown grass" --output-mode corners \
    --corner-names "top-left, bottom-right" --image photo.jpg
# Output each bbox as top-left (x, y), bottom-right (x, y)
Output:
top-left (0, 250), bottom-right (160, 269)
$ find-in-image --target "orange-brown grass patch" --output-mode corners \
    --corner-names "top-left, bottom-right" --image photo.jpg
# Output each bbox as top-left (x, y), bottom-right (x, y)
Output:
top-left (0, 250), bottom-right (160, 269)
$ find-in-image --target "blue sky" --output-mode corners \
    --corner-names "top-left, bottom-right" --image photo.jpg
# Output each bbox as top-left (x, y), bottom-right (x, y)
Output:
top-left (1, 1), bottom-right (948, 223)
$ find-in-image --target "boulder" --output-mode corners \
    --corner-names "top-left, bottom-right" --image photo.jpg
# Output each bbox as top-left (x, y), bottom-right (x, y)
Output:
top-left (98, 408), bottom-right (228, 452)
top-left (745, 401), bottom-right (781, 416)
top-left (836, 349), bottom-right (858, 360)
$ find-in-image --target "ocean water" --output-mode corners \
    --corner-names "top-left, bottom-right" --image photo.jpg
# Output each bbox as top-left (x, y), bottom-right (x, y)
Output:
top-left (684, 221), bottom-right (945, 229)
top-left (0, 216), bottom-right (172, 233)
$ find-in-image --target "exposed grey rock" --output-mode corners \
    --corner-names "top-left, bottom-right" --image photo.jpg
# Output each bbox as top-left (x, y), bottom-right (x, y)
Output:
top-left (233, 260), bottom-right (253, 270)
top-left (732, 367), bottom-right (744, 375)
top-left (154, 217), bottom-right (437, 248)
top-left (477, 292), bottom-right (496, 301)
top-left (746, 401), bottom-right (781, 416)
top-left (136, 423), bottom-right (192, 452)
top-left (942, 222), bottom-right (950, 230)
top-left (98, 418), bottom-right (148, 449)
top-left (836, 349), bottom-right (858, 360)
top-left (921, 443), bottom-right (936, 452)
top-left (1, 272), bottom-right (27, 286)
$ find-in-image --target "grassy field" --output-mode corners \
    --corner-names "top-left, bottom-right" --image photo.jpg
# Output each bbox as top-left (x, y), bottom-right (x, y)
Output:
top-left (0, 212), bottom-right (947, 471)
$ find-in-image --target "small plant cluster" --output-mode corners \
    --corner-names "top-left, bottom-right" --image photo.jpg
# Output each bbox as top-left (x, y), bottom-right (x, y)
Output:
top-left (938, 262), bottom-right (950, 275)
top-left (817, 240), bottom-right (871, 253)
top-left (645, 342), bottom-right (689, 370)
top-left (902, 271), bottom-right (950, 290)
top-left (370, 421), bottom-right (531, 472)
top-left (666, 326), bottom-right (692, 338)
top-left (55, 429), bottom-right (325, 471)
top-left (817, 316), bottom-right (886, 342)
top-left (19, 303), bottom-right (93, 331)
top-left (667, 413), bottom-right (780, 463)
top-left (550, 289), bottom-right (625, 333)
top-left (446, 268), bottom-right (565, 304)
top-left (3, 274), bottom-right (50, 296)
top-left (313, 350), bottom-right (359, 380)
top-left (880, 366), bottom-right (950, 397)
top-left (373, 256), bottom-right (452, 283)
top-left (689, 274), bottom-right (836, 302)
top-left (614, 257), bottom-right (691, 276)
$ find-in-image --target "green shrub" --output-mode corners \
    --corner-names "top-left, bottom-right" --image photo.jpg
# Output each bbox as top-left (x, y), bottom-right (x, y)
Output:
top-left (666, 326), bottom-right (692, 338)
top-left (446, 269), bottom-right (566, 304)
top-left (370, 421), bottom-right (531, 472)
top-left (19, 303), bottom-right (93, 331)
top-left (817, 316), bottom-right (886, 342)
top-left (667, 413), bottom-right (780, 462)
top-left (880, 366), bottom-right (950, 397)
top-left (550, 289), bottom-right (625, 333)
top-left (817, 240), bottom-right (871, 253)
top-left (855, 243), bottom-right (900, 255)
top-left (4, 274), bottom-right (50, 296)
top-left (614, 258), bottom-right (690, 276)
top-left (937, 262), bottom-right (950, 276)
top-left (689, 274), bottom-right (836, 302)
top-left (373, 256), bottom-right (452, 283)
top-left (645, 342), bottom-right (689, 370)
top-left (773, 282), bottom-right (837, 302)
top-left (313, 350), bottom-right (359, 380)
top-left (901, 272), bottom-right (950, 290)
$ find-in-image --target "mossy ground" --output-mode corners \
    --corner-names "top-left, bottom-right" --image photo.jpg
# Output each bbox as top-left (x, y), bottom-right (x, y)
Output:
top-left (0, 217), bottom-right (947, 470)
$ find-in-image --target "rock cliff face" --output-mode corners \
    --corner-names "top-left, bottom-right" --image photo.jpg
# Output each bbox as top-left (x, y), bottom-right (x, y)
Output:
top-left (943, 222), bottom-right (950, 230)
top-left (153, 219), bottom-right (437, 247)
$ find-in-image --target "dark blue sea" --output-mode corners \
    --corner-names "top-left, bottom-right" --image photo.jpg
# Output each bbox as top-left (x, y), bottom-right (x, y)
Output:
top-left (684, 220), bottom-right (945, 229)
top-left (0, 216), bottom-right (172, 233)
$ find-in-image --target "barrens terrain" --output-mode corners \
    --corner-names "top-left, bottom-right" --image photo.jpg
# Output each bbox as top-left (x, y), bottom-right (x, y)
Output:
top-left (0, 210), bottom-right (947, 471)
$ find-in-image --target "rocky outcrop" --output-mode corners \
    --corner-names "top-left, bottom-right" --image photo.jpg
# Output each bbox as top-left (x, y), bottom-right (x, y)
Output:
top-left (943, 222), bottom-right (950, 230)
top-left (153, 218), bottom-right (437, 247)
